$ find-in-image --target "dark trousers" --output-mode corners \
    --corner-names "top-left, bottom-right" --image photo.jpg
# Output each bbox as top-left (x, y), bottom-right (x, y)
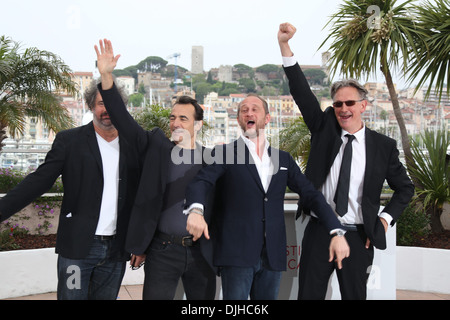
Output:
top-left (298, 218), bottom-right (374, 300)
top-left (143, 236), bottom-right (216, 300)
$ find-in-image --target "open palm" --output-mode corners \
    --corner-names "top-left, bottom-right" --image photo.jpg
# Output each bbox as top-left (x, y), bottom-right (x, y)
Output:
top-left (94, 39), bottom-right (120, 75)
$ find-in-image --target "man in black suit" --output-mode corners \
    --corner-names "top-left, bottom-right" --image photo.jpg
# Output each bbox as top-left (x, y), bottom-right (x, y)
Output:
top-left (0, 80), bottom-right (140, 299)
top-left (185, 93), bottom-right (350, 300)
top-left (95, 39), bottom-right (216, 300)
top-left (278, 23), bottom-right (414, 299)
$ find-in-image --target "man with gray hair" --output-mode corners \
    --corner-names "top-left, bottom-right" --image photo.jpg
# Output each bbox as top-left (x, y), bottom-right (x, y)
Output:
top-left (278, 23), bottom-right (414, 299)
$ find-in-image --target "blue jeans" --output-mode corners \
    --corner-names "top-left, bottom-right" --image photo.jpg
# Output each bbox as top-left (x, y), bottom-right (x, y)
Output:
top-left (57, 237), bottom-right (126, 300)
top-left (220, 247), bottom-right (282, 300)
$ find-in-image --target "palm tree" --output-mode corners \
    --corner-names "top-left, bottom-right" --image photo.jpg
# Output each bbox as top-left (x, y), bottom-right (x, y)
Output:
top-left (133, 103), bottom-right (171, 137)
top-left (320, 0), bottom-right (427, 181)
top-left (278, 117), bottom-right (310, 171)
top-left (0, 36), bottom-right (77, 150)
top-left (409, 130), bottom-right (449, 234)
top-left (407, 0), bottom-right (450, 103)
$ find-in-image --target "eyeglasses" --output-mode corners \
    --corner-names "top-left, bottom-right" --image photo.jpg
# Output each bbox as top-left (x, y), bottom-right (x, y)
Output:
top-left (332, 99), bottom-right (364, 108)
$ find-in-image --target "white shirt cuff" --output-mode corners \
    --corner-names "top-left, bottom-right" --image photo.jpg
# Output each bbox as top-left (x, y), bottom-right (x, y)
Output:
top-left (379, 212), bottom-right (393, 226)
top-left (183, 203), bottom-right (204, 215)
top-left (282, 55), bottom-right (297, 67)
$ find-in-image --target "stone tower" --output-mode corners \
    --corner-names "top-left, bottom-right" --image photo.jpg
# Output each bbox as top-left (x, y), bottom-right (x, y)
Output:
top-left (191, 46), bottom-right (204, 74)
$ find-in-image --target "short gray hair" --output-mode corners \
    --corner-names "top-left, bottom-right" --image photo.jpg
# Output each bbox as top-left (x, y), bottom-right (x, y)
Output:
top-left (330, 79), bottom-right (368, 101)
top-left (84, 78), bottom-right (128, 111)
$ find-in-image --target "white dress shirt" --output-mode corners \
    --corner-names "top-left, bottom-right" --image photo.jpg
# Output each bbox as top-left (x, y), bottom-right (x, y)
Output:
top-left (241, 134), bottom-right (273, 192)
top-left (319, 128), bottom-right (366, 225)
top-left (184, 133), bottom-right (274, 214)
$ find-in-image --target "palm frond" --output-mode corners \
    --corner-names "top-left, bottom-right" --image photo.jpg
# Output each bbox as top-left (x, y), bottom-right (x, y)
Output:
top-left (278, 117), bottom-right (311, 170)
top-left (410, 129), bottom-right (450, 210)
top-left (320, 0), bottom-right (426, 81)
top-left (0, 37), bottom-right (78, 145)
top-left (407, 0), bottom-right (450, 103)
top-left (133, 104), bottom-right (171, 138)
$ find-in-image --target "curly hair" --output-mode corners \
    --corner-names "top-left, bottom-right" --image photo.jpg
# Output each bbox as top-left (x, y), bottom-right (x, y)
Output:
top-left (84, 78), bottom-right (129, 111)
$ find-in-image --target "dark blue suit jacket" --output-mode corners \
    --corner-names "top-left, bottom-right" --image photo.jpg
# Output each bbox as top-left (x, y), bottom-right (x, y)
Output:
top-left (185, 138), bottom-right (342, 271)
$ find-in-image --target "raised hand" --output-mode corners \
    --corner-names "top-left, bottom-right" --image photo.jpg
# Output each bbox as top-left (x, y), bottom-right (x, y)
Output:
top-left (278, 22), bottom-right (297, 44)
top-left (94, 39), bottom-right (120, 90)
top-left (278, 23), bottom-right (297, 57)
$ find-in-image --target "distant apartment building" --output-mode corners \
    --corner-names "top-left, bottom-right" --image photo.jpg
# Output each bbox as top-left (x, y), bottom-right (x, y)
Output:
top-left (116, 76), bottom-right (135, 96)
top-left (63, 99), bottom-right (87, 127)
top-left (69, 71), bottom-right (94, 100)
top-left (420, 87), bottom-right (450, 106)
top-left (364, 82), bottom-right (397, 100)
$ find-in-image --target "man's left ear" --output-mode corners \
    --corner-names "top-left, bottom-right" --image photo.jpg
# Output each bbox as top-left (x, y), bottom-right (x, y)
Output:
top-left (194, 120), bottom-right (203, 131)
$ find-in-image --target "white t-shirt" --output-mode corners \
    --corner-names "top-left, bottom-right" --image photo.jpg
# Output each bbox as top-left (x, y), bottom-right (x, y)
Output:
top-left (95, 133), bottom-right (120, 235)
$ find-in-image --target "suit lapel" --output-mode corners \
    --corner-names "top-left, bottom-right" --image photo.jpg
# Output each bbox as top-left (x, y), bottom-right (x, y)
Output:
top-left (237, 138), bottom-right (265, 193)
top-left (159, 136), bottom-right (174, 191)
top-left (363, 128), bottom-right (375, 194)
top-left (325, 112), bottom-right (344, 181)
top-left (330, 135), bottom-right (343, 169)
top-left (86, 122), bottom-right (103, 171)
top-left (266, 147), bottom-right (282, 195)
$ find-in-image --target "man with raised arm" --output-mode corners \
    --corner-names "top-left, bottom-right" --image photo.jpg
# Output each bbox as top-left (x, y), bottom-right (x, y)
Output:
top-left (278, 23), bottom-right (414, 300)
top-left (95, 40), bottom-right (216, 300)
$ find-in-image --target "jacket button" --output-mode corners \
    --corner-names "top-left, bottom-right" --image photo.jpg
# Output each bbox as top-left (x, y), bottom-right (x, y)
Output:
top-left (264, 197), bottom-right (268, 202)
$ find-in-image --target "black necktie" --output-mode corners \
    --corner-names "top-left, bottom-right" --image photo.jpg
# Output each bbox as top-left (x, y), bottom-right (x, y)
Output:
top-left (334, 134), bottom-right (355, 216)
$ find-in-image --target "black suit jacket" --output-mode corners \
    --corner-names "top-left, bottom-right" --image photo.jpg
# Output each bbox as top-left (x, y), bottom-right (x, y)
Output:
top-left (284, 63), bottom-right (414, 249)
top-left (0, 122), bottom-right (140, 260)
top-left (98, 84), bottom-right (216, 272)
top-left (185, 138), bottom-right (342, 271)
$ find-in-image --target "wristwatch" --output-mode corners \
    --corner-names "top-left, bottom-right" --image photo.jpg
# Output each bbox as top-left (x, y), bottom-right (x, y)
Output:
top-left (330, 230), bottom-right (345, 238)
top-left (189, 207), bottom-right (204, 216)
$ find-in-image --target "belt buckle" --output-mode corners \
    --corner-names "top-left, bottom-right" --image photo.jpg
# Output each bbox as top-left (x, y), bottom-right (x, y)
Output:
top-left (181, 236), bottom-right (193, 247)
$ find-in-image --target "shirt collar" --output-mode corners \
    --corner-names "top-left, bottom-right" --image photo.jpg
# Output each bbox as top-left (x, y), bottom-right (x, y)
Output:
top-left (341, 123), bottom-right (365, 143)
top-left (240, 131), bottom-right (270, 152)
